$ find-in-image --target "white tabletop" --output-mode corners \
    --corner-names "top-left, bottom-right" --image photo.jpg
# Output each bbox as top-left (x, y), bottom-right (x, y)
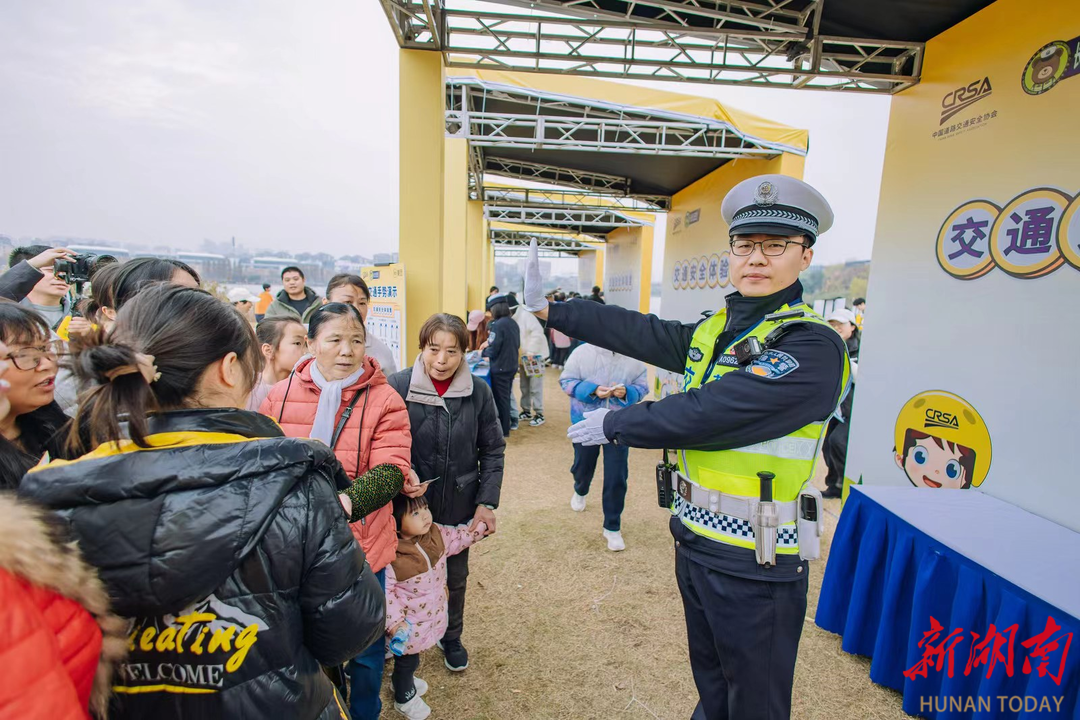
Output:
top-left (853, 486), bottom-right (1080, 622)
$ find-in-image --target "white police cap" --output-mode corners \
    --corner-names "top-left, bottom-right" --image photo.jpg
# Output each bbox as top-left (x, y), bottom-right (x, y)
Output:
top-left (721, 174), bottom-right (834, 245)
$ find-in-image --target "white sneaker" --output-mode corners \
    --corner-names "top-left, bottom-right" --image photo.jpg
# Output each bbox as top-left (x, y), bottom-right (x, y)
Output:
top-left (414, 677), bottom-right (428, 697)
top-left (570, 492), bottom-right (587, 512)
top-left (394, 694), bottom-right (431, 720)
top-left (603, 529), bottom-right (626, 552)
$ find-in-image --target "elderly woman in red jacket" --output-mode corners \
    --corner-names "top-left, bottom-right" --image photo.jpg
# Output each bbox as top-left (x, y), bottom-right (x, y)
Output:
top-left (260, 302), bottom-right (413, 720)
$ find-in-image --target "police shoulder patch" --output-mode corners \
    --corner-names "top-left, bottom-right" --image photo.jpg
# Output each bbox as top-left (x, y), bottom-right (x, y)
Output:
top-left (745, 350), bottom-right (799, 379)
top-left (688, 347), bottom-right (704, 362)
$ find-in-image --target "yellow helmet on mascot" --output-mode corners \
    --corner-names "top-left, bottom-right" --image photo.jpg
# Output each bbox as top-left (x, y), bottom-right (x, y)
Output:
top-left (894, 390), bottom-right (992, 488)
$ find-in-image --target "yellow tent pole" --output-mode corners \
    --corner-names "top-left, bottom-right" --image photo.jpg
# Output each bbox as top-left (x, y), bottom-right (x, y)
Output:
top-left (398, 49), bottom-right (445, 351)
top-left (594, 247), bottom-right (605, 291)
top-left (466, 199), bottom-right (487, 313)
top-left (638, 225), bottom-right (654, 314)
top-left (442, 138), bottom-right (469, 320)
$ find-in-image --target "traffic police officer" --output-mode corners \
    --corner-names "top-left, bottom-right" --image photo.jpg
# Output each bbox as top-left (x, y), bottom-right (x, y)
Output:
top-left (522, 174), bottom-right (850, 720)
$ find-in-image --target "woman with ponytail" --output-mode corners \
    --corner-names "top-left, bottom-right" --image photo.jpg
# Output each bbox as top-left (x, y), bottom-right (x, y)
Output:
top-left (20, 284), bottom-right (388, 719)
top-left (58, 257), bottom-right (203, 414)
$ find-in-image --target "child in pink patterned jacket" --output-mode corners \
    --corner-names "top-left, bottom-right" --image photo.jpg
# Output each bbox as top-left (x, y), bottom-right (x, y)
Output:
top-left (385, 494), bottom-right (486, 719)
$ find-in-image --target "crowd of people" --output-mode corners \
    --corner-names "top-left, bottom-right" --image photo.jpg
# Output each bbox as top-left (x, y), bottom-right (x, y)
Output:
top-left (0, 236), bottom-right (867, 719)
top-left (0, 249), bottom-right (535, 720)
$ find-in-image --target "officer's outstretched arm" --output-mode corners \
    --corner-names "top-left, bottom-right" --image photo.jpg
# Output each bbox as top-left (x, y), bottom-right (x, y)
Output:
top-left (546, 300), bottom-right (695, 374)
top-left (523, 238), bottom-right (693, 372)
top-left (603, 330), bottom-right (844, 451)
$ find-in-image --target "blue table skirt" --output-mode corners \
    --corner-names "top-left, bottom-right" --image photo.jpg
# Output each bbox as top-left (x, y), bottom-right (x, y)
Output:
top-left (816, 488), bottom-right (1079, 719)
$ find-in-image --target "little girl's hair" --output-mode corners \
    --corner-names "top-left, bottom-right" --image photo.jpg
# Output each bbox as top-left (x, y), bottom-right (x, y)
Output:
top-left (392, 493), bottom-right (429, 534)
top-left (256, 317), bottom-right (303, 353)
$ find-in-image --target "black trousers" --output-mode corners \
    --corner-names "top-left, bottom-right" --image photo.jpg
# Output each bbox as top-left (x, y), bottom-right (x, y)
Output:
top-left (823, 417), bottom-right (849, 491)
top-left (489, 370), bottom-right (515, 436)
top-left (676, 548), bottom-right (808, 720)
top-left (445, 548), bottom-right (469, 642)
top-left (391, 652), bottom-right (420, 704)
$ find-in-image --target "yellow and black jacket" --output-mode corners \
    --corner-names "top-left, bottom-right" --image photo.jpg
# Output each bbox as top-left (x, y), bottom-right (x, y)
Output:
top-left (19, 408), bottom-right (384, 720)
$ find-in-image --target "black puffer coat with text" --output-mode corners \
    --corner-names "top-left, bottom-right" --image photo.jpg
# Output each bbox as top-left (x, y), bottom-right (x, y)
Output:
top-left (19, 408), bottom-right (384, 720)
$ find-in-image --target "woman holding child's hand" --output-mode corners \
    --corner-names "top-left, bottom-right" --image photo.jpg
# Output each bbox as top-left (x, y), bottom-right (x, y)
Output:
top-left (387, 313), bottom-right (506, 678)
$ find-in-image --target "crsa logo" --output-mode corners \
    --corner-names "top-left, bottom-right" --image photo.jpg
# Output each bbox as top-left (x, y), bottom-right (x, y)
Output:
top-left (924, 408), bottom-right (960, 430)
top-left (940, 77), bottom-right (992, 125)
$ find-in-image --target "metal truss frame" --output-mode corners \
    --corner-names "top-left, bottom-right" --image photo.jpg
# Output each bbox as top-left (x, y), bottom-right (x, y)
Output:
top-left (481, 157), bottom-right (645, 200)
top-left (483, 185), bottom-right (669, 211)
top-left (485, 203), bottom-right (651, 229)
top-left (447, 74), bottom-right (800, 156)
top-left (490, 227), bottom-right (606, 246)
top-left (494, 247), bottom-right (584, 258)
top-left (457, 112), bottom-right (783, 157)
top-left (379, 0), bottom-right (924, 94)
top-left (449, 72), bottom-right (780, 207)
top-left (492, 240), bottom-right (595, 257)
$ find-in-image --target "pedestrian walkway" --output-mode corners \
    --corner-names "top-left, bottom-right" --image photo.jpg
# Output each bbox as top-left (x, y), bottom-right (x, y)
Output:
top-left (379, 368), bottom-right (911, 719)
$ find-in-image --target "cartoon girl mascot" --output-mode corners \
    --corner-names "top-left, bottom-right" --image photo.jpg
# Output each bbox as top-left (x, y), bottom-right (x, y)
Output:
top-left (894, 391), bottom-right (992, 489)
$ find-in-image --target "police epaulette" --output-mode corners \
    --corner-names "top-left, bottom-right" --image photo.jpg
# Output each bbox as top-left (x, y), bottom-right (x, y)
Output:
top-left (764, 309), bottom-right (806, 322)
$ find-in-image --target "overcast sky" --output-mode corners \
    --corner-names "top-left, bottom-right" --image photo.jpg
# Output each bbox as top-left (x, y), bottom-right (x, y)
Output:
top-left (1, 0), bottom-right (889, 266)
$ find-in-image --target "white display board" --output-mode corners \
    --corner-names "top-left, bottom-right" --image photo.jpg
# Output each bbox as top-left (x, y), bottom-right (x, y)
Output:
top-left (844, 2), bottom-right (1080, 532)
top-left (361, 263), bottom-right (407, 371)
top-left (602, 227), bottom-right (643, 310)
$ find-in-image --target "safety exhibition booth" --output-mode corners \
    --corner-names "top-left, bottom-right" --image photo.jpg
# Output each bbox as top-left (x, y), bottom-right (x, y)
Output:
top-left (378, 0), bottom-right (1079, 715)
top-left (816, 0), bottom-right (1080, 716)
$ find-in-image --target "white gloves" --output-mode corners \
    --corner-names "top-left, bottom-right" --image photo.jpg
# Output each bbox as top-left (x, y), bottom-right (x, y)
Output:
top-left (523, 238), bottom-right (547, 312)
top-left (567, 409), bottom-right (612, 446)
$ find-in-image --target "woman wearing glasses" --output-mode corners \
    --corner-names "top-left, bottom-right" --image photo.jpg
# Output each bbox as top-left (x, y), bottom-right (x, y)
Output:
top-left (0, 303), bottom-right (68, 487)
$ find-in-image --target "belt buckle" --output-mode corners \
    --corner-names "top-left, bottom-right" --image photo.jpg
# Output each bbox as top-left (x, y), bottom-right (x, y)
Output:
top-left (677, 477), bottom-right (693, 503)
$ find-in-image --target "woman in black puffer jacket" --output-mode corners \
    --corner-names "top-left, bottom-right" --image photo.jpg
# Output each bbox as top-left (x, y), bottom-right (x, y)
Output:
top-left (388, 313), bottom-right (505, 673)
top-left (20, 284), bottom-right (389, 720)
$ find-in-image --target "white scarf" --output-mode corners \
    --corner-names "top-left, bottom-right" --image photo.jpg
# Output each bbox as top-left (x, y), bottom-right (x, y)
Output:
top-left (309, 361), bottom-right (365, 446)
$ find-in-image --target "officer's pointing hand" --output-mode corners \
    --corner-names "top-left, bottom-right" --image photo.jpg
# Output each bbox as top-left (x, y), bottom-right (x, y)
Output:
top-left (567, 409), bottom-right (611, 446)
top-left (523, 238), bottom-right (548, 318)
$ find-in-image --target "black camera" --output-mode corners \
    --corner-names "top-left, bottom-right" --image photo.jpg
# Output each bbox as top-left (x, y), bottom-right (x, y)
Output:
top-left (733, 336), bottom-right (764, 366)
top-left (53, 253), bottom-right (117, 285)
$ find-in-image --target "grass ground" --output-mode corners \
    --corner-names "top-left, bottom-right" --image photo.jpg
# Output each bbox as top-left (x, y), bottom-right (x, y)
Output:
top-left (379, 369), bottom-right (914, 719)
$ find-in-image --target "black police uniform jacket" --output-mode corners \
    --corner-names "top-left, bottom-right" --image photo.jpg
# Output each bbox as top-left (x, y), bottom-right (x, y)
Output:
top-left (481, 316), bottom-right (521, 374)
top-left (546, 280), bottom-right (846, 582)
top-left (387, 361), bottom-right (505, 526)
top-left (19, 408), bottom-right (385, 720)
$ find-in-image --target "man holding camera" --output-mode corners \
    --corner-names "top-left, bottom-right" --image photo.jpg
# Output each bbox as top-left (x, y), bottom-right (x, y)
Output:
top-left (524, 175), bottom-right (851, 720)
top-left (3, 246), bottom-right (77, 330)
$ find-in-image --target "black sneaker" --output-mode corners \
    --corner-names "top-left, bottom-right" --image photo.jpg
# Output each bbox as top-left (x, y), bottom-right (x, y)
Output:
top-left (437, 637), bottom-right (469, 672)
top-left (529, 413), bottom-right (545, 427)
top-left (518, 410), bottom-right (532, 420)
top-left (822, 486), bottom-right (842, 499)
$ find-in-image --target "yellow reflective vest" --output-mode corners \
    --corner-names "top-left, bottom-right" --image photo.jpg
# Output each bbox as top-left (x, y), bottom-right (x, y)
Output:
top-left (674, 301), bottom-right (850, 556)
